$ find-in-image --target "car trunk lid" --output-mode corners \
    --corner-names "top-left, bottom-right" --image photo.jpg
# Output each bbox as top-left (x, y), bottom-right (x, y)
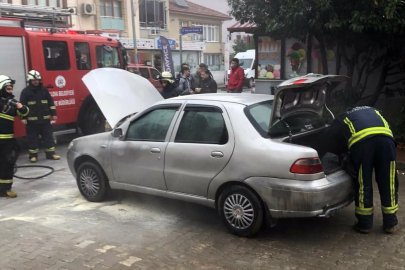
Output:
top-left (269, 74), bottom-right (348, 132)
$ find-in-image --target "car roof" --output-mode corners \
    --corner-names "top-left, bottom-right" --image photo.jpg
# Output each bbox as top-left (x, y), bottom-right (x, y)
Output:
top-left (170, 93), bottom-right (273, 106)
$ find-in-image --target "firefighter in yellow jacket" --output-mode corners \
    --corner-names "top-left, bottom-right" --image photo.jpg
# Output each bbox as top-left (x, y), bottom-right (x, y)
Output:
top-left (0, 75), bottom-right (29, 197)
top-left (322, 106), bottom-right (398, 234)
top-left (20, 70), bottom-right (60, 163)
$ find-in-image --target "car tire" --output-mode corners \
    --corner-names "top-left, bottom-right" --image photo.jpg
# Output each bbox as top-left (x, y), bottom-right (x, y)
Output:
top-left (248, 78), bottom-right (254, 88)
top-left (80, 102), bottom-right (106, 135)
top-left (76, 161), bottom-right (109, 202)
top-left (218, 185), bottom-right (263, 237)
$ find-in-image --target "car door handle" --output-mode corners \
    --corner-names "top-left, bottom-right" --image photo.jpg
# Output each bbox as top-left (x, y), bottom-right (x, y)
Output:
top-left (46, 84), bottom-right (54, 89)
top-left (211, 151), bottom-right (224, 158)
top-left (151, 148), bottom-right (161, 153)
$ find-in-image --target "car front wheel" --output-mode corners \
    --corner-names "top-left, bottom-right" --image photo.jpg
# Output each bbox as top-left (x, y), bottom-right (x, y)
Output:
top-left (218, 185), bottom-right (263, 237)
top-left (76, 161), bottom-right (108, 202)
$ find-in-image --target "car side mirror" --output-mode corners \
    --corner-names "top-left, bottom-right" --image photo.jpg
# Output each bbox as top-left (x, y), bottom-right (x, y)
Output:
top-left (156, 75), bottom-right (160, 80)
top-left (112, 128), bottom-right (123, 139)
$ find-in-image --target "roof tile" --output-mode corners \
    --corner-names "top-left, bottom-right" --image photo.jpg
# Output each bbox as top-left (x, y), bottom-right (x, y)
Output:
top-left (169, 0), bottom-right (232, 20)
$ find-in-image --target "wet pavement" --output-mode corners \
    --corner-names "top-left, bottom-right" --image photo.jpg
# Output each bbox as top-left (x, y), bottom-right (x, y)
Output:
top-left (1, 136), bottom-right (405, 270)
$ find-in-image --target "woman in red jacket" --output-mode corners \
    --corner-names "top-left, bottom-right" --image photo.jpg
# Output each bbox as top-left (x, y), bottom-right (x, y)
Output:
top-left (227, 58), bottom-right (245, 93)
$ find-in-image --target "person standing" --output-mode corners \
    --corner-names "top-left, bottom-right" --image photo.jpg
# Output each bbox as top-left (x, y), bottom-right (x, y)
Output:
top-left (20, 70), bottom-right (60, 163)
top-left (192, 63), bottom-right (208, 90)
top-left (178, 66), bottom-right (193, 95)
top-left (159, 72), bottom-right (185, 99)
top-left (0, 75), bottom-right (29, 198)
top-left (321, 106), bottom-right (398, 234)
top-left (195, 69), bottom-right (217, 94)
top-left (227, 58), bottom-right (244, 93)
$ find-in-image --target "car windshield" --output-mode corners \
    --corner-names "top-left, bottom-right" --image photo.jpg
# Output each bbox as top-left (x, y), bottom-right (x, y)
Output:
top-left (245, 101), bottom-right (326, 138)
top-left (239, 59), bottom-right (253, 70)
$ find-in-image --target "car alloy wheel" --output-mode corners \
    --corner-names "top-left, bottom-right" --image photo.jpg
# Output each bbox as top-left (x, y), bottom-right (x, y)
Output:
top-left (76, 161), bottom-right (108, 202)
top-left (218, 185), bottom-right (263, 237)
top-left (224, 194), bottom-right (254, 229)
top-left (79, 168), bottom-right (100, 197)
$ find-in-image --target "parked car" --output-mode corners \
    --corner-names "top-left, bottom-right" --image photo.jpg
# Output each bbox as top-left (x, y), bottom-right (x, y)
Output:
top-left (127, 65), bottom-right (162, 92)
top-left (68, 70), bottom-right (353, 237)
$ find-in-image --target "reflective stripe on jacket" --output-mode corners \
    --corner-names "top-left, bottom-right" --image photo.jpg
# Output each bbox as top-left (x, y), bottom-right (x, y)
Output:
top-left (337, 106), bottom-right (394, 149)
top-left (20, 85), bottom-right (57, 124)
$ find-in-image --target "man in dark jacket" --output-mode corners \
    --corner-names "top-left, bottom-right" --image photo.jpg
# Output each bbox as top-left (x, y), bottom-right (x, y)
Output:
top-left (20, 70), bottom-right (60, 163)
top-left (178, 66), bottom-right (193, 94)
top-left (192, 63), bottom-right (208, 90)
top-left (0, 75), bottom-right (29, 198)
top-left (321, 106), bottom-right (398, 234)
top-left (196, 69), bottom-right (217, 94)
top-left (227, 58), bottom-right (244, 93)
top-left (159, 72), bottom-right (185, 99)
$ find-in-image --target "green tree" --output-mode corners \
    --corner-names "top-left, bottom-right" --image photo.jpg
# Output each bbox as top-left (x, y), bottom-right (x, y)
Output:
top-left (232, 36), bottom-right (255, 58)
top-left (228, 0), bottom-right (405, 107)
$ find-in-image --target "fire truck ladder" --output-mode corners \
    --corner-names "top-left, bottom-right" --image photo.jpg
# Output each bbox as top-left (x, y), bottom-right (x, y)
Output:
top-left (0, 3), bottom-right (72, 28)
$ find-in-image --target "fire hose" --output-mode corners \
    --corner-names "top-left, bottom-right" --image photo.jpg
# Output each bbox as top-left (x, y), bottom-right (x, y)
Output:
top-left (13, 165), bottom-right (55, 180)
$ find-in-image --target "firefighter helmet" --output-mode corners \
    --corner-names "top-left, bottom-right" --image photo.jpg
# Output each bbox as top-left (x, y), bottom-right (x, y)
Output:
top-left (0, 75), bottom-right (15, 90)
top-left (27, 70), bottom-right (42, 82)
top-left (159, 72), bottom-right (174, 84)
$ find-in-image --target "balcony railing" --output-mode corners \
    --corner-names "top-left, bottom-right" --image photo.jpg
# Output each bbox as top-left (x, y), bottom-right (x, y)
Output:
top-left (140, 21), bottom-right (167, 30)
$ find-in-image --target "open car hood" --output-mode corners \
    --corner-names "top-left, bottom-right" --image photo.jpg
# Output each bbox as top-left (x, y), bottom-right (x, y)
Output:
top-left (83, 68), bottom-right (163, 128)
top-left (269, 74), bottom-right (348, 131)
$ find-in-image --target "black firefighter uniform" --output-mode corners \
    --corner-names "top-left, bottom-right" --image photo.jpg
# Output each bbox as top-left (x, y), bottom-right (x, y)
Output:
top-left (323, 106), bottom-right (398, 230)
top-left (0, 99), bottom-right (28, 191)
top-left (20, 85), bottom-right (57, 158)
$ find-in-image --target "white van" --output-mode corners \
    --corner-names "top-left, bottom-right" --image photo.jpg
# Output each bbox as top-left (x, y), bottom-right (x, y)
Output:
top-left (227, 49), bottom-right (255, 88)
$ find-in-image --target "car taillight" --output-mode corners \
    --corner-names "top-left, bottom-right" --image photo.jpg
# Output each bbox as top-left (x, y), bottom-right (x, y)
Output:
top-left (290, 158), bottom-right (324, 174)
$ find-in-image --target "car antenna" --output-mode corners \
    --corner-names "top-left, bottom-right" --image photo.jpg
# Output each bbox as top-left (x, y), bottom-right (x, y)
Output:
top-left (278, 117), bottom-right (293, 143)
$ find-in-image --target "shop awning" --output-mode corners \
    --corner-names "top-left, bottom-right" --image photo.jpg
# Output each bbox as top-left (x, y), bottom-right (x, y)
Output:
top-left (227, 21), bottom-right (258, 34)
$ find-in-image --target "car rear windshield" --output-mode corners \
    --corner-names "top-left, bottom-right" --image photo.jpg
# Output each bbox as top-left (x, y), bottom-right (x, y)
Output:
top-left (245, 101), bottom-right (326, 138)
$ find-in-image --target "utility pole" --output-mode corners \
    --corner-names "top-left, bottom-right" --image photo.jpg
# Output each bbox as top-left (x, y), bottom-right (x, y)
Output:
top-left (130, 0), bottom-right (138, 64)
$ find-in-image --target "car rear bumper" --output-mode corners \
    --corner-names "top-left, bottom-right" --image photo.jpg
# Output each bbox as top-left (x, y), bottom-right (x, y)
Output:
top-left (245, 170), bottom-right (354, 219)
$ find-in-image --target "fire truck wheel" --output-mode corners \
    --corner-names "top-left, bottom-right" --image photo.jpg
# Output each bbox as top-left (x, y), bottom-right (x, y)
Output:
top-left (81, 103), bottom-right (106, 135)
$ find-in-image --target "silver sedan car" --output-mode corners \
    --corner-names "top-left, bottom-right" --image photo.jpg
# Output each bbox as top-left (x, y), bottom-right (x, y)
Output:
top-left (68, 71), bottom-right (353, 237)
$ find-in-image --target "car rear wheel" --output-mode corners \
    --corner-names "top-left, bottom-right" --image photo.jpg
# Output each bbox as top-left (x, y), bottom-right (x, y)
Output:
top-left (218, 185), bottom-right (263, 237)
top-left (77, 161), bottom-right (108, 202)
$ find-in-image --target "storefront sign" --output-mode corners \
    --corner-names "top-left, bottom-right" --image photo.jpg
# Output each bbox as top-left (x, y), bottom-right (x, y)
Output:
top-left (119, 38), bottom-right (155, 49)
top-left (179, 41), bottom-right (205, 51)
top-left (156, 38), bottom-right (176, 50)
top-left (181, 27), bottom-right (203, 36)
top-left (101, 32), bottom-right (120, 39)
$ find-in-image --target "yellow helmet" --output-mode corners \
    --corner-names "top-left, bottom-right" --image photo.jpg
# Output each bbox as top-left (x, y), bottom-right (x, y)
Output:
top-left (159, 71), bottom-right (174, 84)
top-left (27, 70), bottom-right (42, 82)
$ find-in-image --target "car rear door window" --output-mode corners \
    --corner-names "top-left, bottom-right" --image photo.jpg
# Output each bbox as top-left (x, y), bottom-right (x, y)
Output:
top-left (175, 106), bottom-right (228, 144)
top-left (126, 109), bottom-right (177, 141)
top-left (42, 41), bottom-right (70, 70)
top-left (139, 68), bottom-right (150, 79)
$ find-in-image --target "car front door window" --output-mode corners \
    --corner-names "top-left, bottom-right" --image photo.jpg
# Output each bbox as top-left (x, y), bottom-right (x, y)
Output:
top-left (126, 108), bottom-right (177, 141)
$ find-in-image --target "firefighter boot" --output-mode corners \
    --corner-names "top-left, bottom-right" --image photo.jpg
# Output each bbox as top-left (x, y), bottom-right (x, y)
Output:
top-left (6, 190), bottom-right (17, 198)
top-left (353, 223), bottom-right (371, 234)
top-left (384, 226), bottom-right (396, 234)
top-left (30, 157), bottom-right (37, 163)
top-left (47, 154), bottom-right (60, 160)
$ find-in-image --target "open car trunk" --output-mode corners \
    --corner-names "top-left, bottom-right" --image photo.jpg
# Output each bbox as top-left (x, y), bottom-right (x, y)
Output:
top-left (284, 129), bottom-right (343, 175)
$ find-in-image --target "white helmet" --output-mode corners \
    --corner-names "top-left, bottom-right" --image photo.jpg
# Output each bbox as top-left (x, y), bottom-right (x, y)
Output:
top-left (0, 75), bottom-right (15, 90)
top-left (27, 70), bottom-right (42, 82)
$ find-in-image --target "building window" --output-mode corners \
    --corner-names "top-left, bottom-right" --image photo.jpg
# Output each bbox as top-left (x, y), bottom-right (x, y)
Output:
top-left (204, 54), bottom-right (223, 71)
top-left (191, 23), bottom-right (219, 42)
top-left (100, 0), bottom-right (122, 18)
top-left (23, 0), bottom-right (66, 8)
top-left (179, 21), bottom-right (188, 34)
top-left (139, 0), bottom-right (167, 29)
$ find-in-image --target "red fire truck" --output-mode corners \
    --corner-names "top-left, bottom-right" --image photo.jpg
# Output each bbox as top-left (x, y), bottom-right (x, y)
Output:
top-left (0, 13), bottom-right (127, 138)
